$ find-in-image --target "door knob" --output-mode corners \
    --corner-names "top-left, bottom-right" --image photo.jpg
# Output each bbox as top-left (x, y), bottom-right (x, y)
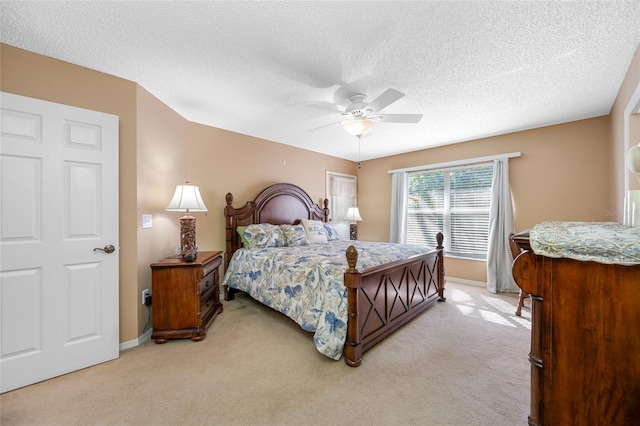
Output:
top-left (94, 245), bottom-right (116, 254)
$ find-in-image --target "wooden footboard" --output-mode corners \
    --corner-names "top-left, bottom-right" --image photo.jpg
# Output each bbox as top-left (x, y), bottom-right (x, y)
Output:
top-left (342, 232), bottom-right (445, 367)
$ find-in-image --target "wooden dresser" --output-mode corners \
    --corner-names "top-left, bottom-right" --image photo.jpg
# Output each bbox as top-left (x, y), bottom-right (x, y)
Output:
top-left (150, 251), bottom-right (223, 343)
top-left (512, 231), bottom-right (640, 426)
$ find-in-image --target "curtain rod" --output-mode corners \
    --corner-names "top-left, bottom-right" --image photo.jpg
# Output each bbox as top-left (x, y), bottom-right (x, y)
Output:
top-left (387, 152), bottom-right (522, 174)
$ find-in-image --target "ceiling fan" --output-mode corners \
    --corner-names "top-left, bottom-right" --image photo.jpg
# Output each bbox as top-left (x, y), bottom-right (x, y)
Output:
top-left (309, 88), bottom-right (423, 137)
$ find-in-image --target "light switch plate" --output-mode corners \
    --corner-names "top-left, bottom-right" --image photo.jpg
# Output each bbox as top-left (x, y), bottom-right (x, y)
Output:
top-left (142, 214), bottom-right (152, 229)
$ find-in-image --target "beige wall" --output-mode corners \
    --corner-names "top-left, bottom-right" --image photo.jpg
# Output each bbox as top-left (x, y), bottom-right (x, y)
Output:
top-left (135, 86), bottom-right (190, 333)
top-left (358, 116), bottom-right (612, 282)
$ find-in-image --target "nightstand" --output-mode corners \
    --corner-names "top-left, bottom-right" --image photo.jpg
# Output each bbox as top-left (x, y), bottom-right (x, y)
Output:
top-left (150, 251), bottom-right (223, 343)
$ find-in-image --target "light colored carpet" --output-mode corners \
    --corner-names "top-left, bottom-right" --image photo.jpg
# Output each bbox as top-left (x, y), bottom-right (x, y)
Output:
top-left (0, 282), bottom-right (531, 426)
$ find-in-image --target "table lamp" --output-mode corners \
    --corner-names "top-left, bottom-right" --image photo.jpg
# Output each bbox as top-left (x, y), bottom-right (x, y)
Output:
top-left (344, 206), bottom-right (363, 240)
top-left (166, 182), bottom-right (208, 257)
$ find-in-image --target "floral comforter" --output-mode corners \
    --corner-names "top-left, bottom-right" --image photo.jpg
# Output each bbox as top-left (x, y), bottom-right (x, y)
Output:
top-left (222, 240), bottom-right (434, 360)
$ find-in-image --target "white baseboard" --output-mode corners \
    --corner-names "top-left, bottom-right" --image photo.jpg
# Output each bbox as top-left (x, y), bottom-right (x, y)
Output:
top-left (446, 277), bottom-right (486, 288)
top-left (119, 329), bottom-right (152, 351)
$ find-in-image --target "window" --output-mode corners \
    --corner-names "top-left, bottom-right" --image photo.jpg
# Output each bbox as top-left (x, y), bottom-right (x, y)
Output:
top-left (407, 163), bottom-right (493, 259)
top-left (326, 172), bottom-right (357, 240)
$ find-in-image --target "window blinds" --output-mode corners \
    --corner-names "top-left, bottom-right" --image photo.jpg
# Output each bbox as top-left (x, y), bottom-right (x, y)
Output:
top-left (407, 163), bottom-right (493, 259)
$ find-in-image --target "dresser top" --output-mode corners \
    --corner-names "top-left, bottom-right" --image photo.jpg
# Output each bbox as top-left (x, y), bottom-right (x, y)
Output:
top-left (529, 221), bottom-right (640, 266)
top-left (150, 251), bottom-right (222, 268)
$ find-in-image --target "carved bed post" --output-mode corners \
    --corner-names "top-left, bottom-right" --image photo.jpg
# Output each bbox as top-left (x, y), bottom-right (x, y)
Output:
top-left (224, 192), bottom-right (237, 301)
top-left (224, 193), bottom-right (234, 263)
top-left (322, 198), bottom-right (329, 221)
top-left (343, 245), bottom-right (362, 367)
top-left (436, 232), bottom-right (446, 301)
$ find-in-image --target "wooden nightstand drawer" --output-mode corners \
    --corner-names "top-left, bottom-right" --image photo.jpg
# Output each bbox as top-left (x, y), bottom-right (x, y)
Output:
top-left (201, 290), bottom-right (218, 325)
top-left (202, 254), bottom-right (222, 277)
top-left (151, 251), bottom-right (223, 344)
top-left (199, 269), bottom-right (216, 297)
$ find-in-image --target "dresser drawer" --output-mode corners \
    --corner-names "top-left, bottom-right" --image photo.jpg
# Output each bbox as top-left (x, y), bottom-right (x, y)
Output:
top-left (202, 255), bottom-right (222, 279)
top-left (199, 269), bottom-right (216, 297)
top-left (201, 290), bottom-right (218, 325)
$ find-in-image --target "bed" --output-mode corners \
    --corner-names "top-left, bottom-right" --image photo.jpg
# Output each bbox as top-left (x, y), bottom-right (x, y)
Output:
top-left (223, 183), bottom-right (445, 366)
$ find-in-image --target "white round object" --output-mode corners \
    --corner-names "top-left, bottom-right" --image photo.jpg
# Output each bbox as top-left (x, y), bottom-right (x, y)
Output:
top-left (626, 143), bottom-right (640, 173)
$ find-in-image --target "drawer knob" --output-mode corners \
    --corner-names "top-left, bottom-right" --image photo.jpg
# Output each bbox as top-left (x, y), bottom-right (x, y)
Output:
top-left (205, 280), bottom-right (210, 288)
top-left (206, 300), bottom-right (211, 307)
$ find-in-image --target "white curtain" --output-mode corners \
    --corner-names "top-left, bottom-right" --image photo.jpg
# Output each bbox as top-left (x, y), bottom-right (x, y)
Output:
top-left (389, 171), bottom-right (408, 243)
top-left (486, 158), bottom-right (518, 293)
top-left (329, 175), bottom-right (357, 197)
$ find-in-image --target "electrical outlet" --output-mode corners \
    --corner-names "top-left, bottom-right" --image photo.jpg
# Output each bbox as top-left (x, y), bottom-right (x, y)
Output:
top-left (142, 289), bottom-right (151, 305)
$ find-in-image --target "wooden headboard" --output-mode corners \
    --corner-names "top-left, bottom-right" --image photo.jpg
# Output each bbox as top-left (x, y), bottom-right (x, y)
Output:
top-left (224, 183), bottom-right (329, 270)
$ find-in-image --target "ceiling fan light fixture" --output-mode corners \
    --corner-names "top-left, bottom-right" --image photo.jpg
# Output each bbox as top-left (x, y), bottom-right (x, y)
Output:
top-left (343, 118), bottom-right (374, 137)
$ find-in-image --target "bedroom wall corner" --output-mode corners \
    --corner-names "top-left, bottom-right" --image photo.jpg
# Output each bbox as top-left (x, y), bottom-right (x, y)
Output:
top-left (135, 85), bottom-right (190, 337)
top-left (186, 122), bottom-right (357, 257)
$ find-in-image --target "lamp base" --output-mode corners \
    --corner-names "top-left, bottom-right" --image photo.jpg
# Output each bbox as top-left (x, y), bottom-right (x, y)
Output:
top-left (179, 215), bottom-right (197, 257)
top-left (349, 223), bottom-right (358, 241)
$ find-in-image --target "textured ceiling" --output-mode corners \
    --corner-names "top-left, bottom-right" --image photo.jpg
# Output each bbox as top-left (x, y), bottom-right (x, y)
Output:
top-left (2, 1), bottom-right (640, 161)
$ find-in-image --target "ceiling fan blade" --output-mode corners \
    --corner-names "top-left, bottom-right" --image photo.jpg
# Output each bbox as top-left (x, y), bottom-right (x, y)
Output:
top-left (307, 120), bottom-right (343, 131)
top-left (365, 88), bottom-right (405, 113)
top-left (376, 113), bottom-right (423, 123)
top-left (303, 102), bottom-right (345, 114)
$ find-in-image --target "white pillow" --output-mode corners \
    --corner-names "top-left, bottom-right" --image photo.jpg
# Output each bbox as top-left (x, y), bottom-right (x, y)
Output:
top-left (300, 219), bottom-right (328, 244)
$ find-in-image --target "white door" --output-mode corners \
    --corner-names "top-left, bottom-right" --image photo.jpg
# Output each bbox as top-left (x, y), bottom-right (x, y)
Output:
top-left (0, 92), bottom-right (119, 393)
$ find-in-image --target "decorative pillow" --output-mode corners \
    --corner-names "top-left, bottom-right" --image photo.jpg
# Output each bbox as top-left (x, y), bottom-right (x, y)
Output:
top-left (280, 224), bottom-right (309, 247)
top-left (243, 223), bottom-right (284, 248)
top-left (323, 222), bottom-right (340, 241)
top-left (236, 225), bottom-right (250, 248)
top-left (301, 219), bottom-right (328, 244)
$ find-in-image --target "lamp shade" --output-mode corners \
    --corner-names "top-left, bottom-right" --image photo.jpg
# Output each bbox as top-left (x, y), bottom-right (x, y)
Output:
top-left (166, 183), bottom-right (208, 212)
top-left (344, 206), bottom-right (363, 222)
top-left (343, 118), bottom-right (374, 137)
